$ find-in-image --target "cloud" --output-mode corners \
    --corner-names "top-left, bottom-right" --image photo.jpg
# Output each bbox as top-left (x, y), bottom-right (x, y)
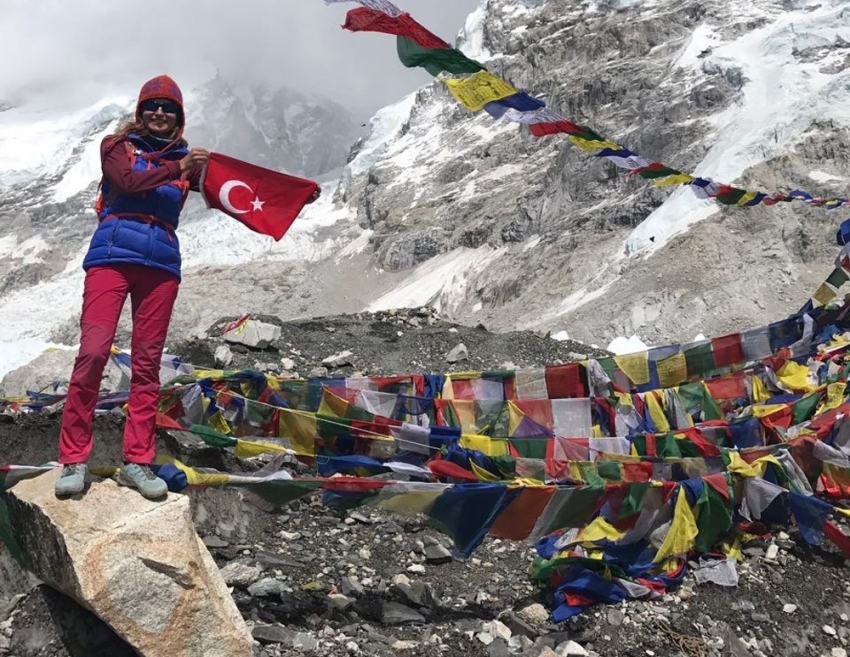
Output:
top-left (0, 0), bottom-right (480, 115)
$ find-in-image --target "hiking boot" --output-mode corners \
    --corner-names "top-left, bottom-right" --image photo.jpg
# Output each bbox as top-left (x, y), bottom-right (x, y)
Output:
top-left (55, 463), bottom-right (88, 497)
top-left (114, 463), bottom-right (168, 499)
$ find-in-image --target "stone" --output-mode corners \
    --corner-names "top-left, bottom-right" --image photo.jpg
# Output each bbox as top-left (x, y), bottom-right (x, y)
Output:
top-left (6, 469), bottom-right (253, 657)
top-left (248, 578), bottom-right (288, 597)
top-left (488, 639), bottom-right (512, 657)
top-left (280, 357), bottom-right (296, 371)
top-left (254, 551), bottom-right (302, 569)
top-left (424, 544), bottom-right (453, 564)
top-left (252, 624), bottom-right (295, 645)
top-left (407, 563), bottom-right (425, 574)
top-left (202, 535), bottom-right (229, 549)
top-left (782, 603), bottom-right (797, 614)
top-left (223, 320), bottom-right (281, 349)
top-left (381, 602), bottom-right (426, 625)
top-left (341, 576), bottom-right (364, 597)
top-left (509, 635), bottom-right (535, 653)
top-left (516, 603), bottom-right (550, 627)
top-left (483, 619), bottom-right (512, 642)
top-left (555, 640), bottom-right (588, 657)
top-left (607, 608), bottom-right (625, 626)
top-left (500, 611), bottom-right (539, 638)
top-left (446, 343), bottom-right (469, 363)
top-left (322, 350), bottom-right (354, 367)
top-left (393, 640), bottom-right (419, 650)
top-left (824, 625), bottom-right (837, 636)
top-left (832, 648), bottom-right (848, 657)
top-left (219, 561), bottom-right (263, 588)
top-left (308, 366), bottom-right (329, 378)
top-left (327, 593), bottom-right (355, 611)
top-left (214, 345), bottom-right (233, 367)
top-left (765, 544), bottom-right (779, 561)
top-left (292, 632), bottom-right (319, 652)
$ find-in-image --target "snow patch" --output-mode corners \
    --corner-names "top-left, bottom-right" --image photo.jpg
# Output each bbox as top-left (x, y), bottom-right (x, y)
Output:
top-left (367, 246), bottom-right (504, 314)
top-left (347, 93), bottom-right (417, 176)
top-left (607, 334), bottom-right (649, 355)
top-left (0, 340), bottom-right (76, 381)
top-left (627, 0), bottom-right (850, 255)
top-left (809, 169), bottom-right (846, 182)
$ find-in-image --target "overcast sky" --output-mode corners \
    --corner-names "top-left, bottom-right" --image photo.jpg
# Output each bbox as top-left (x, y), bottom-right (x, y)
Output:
top-left (0, 0), bottom-right (480, 115)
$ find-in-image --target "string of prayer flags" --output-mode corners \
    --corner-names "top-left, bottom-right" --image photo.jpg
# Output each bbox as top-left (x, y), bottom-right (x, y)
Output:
top-left (323, 0), bottom-right (850, 215)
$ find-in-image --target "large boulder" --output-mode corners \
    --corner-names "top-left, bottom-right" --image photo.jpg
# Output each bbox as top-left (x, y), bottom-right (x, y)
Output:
top-left (6, 469), bottom-right (253, 657)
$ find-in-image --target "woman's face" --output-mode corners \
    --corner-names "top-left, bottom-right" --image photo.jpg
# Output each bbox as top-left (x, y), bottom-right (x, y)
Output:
top-left (140, 97), bottom-right (180, 137)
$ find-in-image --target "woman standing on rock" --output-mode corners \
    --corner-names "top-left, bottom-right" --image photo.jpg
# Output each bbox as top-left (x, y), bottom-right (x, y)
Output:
top-left (55, 75), bottom-right (210, 499)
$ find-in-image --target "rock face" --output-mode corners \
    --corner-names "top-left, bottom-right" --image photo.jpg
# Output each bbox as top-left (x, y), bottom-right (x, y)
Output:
top-left (6, 469), bottom-right (253, 657)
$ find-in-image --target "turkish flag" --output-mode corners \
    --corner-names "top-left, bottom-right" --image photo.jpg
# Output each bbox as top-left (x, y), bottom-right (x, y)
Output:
top-left (201, 152), bottom-right (319, 241)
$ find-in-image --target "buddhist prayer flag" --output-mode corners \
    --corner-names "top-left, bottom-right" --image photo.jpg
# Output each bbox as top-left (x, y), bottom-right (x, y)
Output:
top-left (442, 71), bottom-right (519, 113)
top-left (396, 37), bottom-right (484, 76)
top-left (202, 152), bottom-right (318, 241)
top-left (343, 8), bottom-right (450, 49)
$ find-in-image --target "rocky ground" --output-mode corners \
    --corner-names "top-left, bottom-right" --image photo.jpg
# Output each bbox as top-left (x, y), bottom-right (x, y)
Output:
top-left (1, 307), bottom-right (609, 398)
top-left (0, 311), bottom-right (849, 657)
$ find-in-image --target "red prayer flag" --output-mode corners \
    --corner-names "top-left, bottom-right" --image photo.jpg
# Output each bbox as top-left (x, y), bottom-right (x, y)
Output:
top-left (711, 333), bottom-right (745, 368)
top-left (202, 152), bottom-right (318, 241)
top-left (544, 363), bottom-right (589, 399)
top-left (529, 120), bottom-right (585, 137)
top-left (343, 8), bottom-right (450, 49)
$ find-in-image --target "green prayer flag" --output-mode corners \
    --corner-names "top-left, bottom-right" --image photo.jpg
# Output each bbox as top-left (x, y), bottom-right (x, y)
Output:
top-left (826, 267), bottom-right (850, 289)
top-left (618, 483), bottom-right (651, 520)
top-left (683, 342), bottom-right (716, 377)
top-left (189, 424), bottom-right (238, 449)
top-left (396, 37), bottom-right (485, 77)
top-left (791, 391), bottom-right (822, 425)
top-left (695, 486), bottom-right (732, 552)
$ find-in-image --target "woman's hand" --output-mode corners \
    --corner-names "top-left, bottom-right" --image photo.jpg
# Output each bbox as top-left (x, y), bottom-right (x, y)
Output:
top-left (180, 148), bottom-right (210, 173)
top-left (307, 186), bottom-right (321, 204)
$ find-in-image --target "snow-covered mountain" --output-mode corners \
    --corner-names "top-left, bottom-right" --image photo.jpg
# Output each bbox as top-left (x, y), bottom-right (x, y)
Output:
top-left (2, 0), bottom-right (850, 380)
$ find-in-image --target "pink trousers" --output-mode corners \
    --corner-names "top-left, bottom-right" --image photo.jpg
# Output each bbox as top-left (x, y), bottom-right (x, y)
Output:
top-left (58, 265), bottom-right (179, 464)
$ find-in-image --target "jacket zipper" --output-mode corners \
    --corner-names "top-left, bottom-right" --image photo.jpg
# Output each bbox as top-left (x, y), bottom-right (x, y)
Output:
top-left (106, 221), bottom-right (119, 258)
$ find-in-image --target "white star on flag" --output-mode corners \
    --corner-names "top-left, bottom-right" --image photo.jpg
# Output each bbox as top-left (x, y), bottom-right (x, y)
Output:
top-left (251, 197), bottom-right (265, 212)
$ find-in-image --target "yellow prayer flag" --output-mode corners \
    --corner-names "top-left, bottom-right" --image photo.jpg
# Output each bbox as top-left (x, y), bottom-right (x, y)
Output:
top-left (460, 433), bottom-right (510, 457)
top-left (614, 352), bottom-right (650, 386)
top-left (507, 401), bottom-right (525, 436)
top-left (374, 489), bottom-right (444, 514)
top-left (653, 173), bottom-right (695, 187)
top-left (812, 282), bottom-right (838, 308)
top-left (577, 517), bottom-right (627, 544)
top-left (644, 392), bottom-right (670, 433)
top-left (653, 487), bottom-right (699, 563)
top-left (818, 383), bottom-right (845, 414)
top-left (657, 353), bottom-right (688, 388)
top-left (568, 136), bottom-right (623, 153)
top-left (470, 461), bottom-right (500, 482)
top-left (234, 439), bottom-right (289, 458)
top-left (318, 388), bottom-right (350, 418)
top-left (442, 71), bottom-right (517, 112)
top-left (279, 409), bottom-right (318, 457)
top-left (208, 410), bottom-right (232, 436)
top-left (776, 360), bottom-right (815, 393)
top-left (156, 455), bottom-right (232, 487)
top-left (751, 404), bottom-right (789, 418)
top-left (752, 375), bottom-right (771, 403)
top-left (736, 190), bottom-right (759, 206)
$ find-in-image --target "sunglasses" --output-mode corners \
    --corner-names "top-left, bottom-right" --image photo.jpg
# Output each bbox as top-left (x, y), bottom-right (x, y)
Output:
top-left (140, 99), bottom-right (180, 115)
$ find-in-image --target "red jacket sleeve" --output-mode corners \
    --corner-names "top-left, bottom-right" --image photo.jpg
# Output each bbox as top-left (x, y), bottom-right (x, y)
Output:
top-left (101, 137), bottom-right (183, 195)
top-left (186, 166), bottom-right (203, 193)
